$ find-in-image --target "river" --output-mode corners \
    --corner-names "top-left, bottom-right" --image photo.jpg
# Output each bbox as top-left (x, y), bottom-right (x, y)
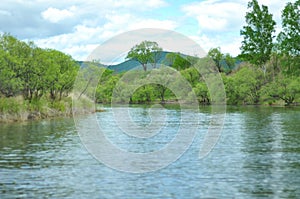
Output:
top-left (0, 106), bottom-right (299, 198)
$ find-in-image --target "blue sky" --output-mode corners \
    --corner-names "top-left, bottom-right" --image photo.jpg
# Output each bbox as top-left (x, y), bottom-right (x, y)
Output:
top-left (0, 0), bottom-right (294, 61)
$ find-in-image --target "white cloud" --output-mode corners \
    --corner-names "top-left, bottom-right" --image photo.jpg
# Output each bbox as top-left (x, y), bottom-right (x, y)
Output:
top-left (1, 0), bottom-right (291, 61)
top-left (181, 0), bottom-right (294, 56)
top-left (35, 12), bottom-right (178, 60)
top-left (188, 34), bottom-right (243, 57)
top-left (128, 19), bottom-right (177, 30)
top-left (113, 0), bottom-right (167, 9)
top-left (41, 6), bottom-right (76, 23)
top-left (182, 0), bottom-right (247, 33)
top-left (0, 10), bottom-right (12, 16)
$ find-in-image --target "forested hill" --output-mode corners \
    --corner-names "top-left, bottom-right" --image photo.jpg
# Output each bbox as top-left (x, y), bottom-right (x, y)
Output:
top-left (78, 51), bottom-right (239, 73)
top-left (78, 51), bottom-right (169, 72)
top-left (107, 51), bottom-right (169, 72)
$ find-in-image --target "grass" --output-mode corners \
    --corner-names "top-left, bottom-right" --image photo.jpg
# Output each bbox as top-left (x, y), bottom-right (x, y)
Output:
top-left (0, 95), bottom-right (78, 122)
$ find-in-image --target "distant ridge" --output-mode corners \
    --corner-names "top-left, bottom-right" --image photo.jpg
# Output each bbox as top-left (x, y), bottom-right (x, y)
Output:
top-left (77, 51), bottom-right (241, 73)
top-left (107, 51), bottom-right (169, 73)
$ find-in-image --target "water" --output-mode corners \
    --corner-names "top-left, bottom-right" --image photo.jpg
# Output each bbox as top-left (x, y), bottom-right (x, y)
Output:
top-left (0, 106), bottom-right (299, 198)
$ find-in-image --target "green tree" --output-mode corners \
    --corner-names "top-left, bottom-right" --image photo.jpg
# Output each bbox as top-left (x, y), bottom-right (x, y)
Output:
top-left (260, 75), bottom-right (300, 105)
top-left (22, 46), bottom-right (47, 101)
top-left (224, 53), bottom-right (235, 74)
top-left (180, 67), bottom-right (200, 87)
top-left (165, 52), bottom-right (191, 70)
top-left (75, 61), bottom-right (102, 100)
top-left (208, 47), bottom-right (223, 72)
top-left (277, 0), bottom-right (300, 75)
top-left (131, 85), bottom-right (155, 103)
top-left (44, 49), bottom-right (79, 100)
top-left (126, 41), bottom-right (162, 71)
top-left (225, 66), bottom-right (264, 105)
top-left (96, 70), bottom-right (120, 103)
top-left (240, 0), bottom-right (276, 71)
top-left (193, 82), bottom-right (210, 104)
top-left (0, 34), bottom-right (24, 97)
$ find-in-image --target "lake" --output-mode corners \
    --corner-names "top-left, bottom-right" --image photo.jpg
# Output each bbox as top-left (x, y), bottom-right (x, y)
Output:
top-left (0, 106), bottom-right (300, 198)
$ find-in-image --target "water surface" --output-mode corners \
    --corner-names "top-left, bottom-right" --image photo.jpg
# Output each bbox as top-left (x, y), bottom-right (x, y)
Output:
top-left (0, 106), bottom-right (299, 198)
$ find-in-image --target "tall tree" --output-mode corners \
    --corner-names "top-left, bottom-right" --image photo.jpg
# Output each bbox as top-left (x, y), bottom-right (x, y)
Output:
top-left (240, 0), bottom-right (276, 70)
top-left (208, 48), bottom-right (235, 73)
top-left (0, 34), bottom-right (26, 97)
top-left (126, 41), bottom-right (162, 71)
top-left (277, 0), bottom-right (300, 75)
top-left (208, 47), bottom-right (223, 72)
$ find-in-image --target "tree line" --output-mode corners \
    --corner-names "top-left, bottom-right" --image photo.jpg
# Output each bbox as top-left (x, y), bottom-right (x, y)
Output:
top-left (0, 33), bottom-right (79, 102)
top-left (96, 0), bottom-right (300, 106)
top-left (0, 0), bottom-right (299, 110)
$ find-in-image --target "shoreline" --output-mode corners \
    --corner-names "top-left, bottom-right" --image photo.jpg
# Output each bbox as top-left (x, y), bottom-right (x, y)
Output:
top-left (0, 108), bottom-right (95, 123)
top-left (1, 100), bottom-right (299, 123)
top-left (0, 95), bottom-right (95, 123)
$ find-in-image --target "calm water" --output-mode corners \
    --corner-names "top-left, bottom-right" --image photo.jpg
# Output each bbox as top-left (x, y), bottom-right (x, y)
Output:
top-left (0, 106), bottom-right (299, 198)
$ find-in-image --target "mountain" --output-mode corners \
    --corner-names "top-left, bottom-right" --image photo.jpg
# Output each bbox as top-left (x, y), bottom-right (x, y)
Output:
top-left (77, 51), bottom-right (241, 73)
top-left (107, 51), bottom-right (170, 73)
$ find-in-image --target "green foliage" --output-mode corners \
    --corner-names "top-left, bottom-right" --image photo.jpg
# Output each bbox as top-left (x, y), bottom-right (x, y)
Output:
top-left (74, 61), bottom-right (103, 100)
top-left (0, 34), bottom-right (81, 120)
top-left (224, 53), bottom-right (236, 74)
top-left (180, 67), bottom-right (200, 87)
top-left (277, 0), bottom-right (300, 75)
top-left (126, 41), bottom-right (162, 71)
top-left (0, 34), bottom-right (26, 97)
top-left (44, 49), bottom-right (79, 100)
top-left (0, 97), bottom-right (23, 114)
top-left (0, 34), bottom-right (79, 101)
top-left (261, 75), bottom-right (300, 105)
top-left (165, 52), bottom-right (191, 70)
top-left (278, 0), bottom-right (300, 56)
top-left (224, 66), bottom-right (264, 105)
top-left (207, 48), bottom-right (236, 73)
top-left (26, 98), bottom-right (47, 112)
top-left (240, 0), bottom-right (276, 68)
top-left (50, 100), bottom-right (66, 112)
top-left (96, 71), bottom-right (120, 103)
top-left (208, 47), bottom-right (223, 72)
top-left (131, 85), bottom-right (155, 104)
top-left (193, 82), bottom-right (210, 104)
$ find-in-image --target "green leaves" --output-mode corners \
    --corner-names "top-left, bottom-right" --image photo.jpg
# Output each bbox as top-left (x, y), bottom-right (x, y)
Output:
top-left (224, 66), bottom-right (264, 105)
top-left (126, 41), bottom-right (162, 71)
top-left (240, 0), bottom-right (276, 67)
top-left (280, 0), bottom-right (300, 55)
top-left (0, 34), bottom-right (79, 101)
top-left (260, 75), bottom-right (300, 105)
top-left (208, 47), bottom-right (236, 73)
top-left (165, 52), bottom-right (191, 71)
top-left (277, 0), bottom-right (300, 76)
top-left (208, 47), bottom-right (223, 72)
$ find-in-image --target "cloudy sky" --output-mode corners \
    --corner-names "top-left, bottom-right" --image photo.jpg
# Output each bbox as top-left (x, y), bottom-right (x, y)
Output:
top-left (0, 0), bottom-right (294, 61)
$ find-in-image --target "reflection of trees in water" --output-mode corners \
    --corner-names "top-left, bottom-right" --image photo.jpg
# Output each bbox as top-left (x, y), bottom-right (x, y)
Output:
top-left (238, 106), bottom-right (300, 198)
top-left (0, 118), bottom-right (75, 169)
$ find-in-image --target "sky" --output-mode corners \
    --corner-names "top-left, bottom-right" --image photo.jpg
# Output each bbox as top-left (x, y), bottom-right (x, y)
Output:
top-left (0, 0), bottom-right (295, 62)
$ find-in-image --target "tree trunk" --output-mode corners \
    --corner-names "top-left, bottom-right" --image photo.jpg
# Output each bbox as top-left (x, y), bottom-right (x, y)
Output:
top-left (142, 64), bottom-right (147, 71)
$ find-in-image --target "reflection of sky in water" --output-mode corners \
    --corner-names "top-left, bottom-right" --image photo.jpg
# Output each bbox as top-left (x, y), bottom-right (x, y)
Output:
top-left (1, 106), bottom-right (300, 198)
top-left (97, 107), bottom-right (209, 153)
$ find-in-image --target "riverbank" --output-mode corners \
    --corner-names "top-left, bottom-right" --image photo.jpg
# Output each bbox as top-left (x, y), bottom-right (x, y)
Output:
top-left (1, 96), bottom-right (299, 123)
top-left (0, 96), bottom-right (95, 123)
